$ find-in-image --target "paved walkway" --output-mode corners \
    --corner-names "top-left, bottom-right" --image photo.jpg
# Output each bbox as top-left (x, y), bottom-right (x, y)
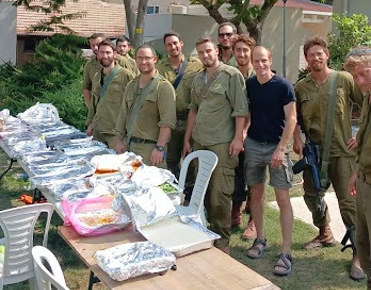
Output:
top-left (269, 192), bottom-right (347, 242)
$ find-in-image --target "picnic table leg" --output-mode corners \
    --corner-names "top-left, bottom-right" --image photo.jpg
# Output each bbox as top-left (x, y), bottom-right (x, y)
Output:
top-left (88, 270), bottom-right (100, 290)
top-left (0, 158), bottom-right (16, 182)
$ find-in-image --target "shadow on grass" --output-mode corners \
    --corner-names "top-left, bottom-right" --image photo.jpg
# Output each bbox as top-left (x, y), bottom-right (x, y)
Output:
top-left (229, 208), bottom-right (366, 290)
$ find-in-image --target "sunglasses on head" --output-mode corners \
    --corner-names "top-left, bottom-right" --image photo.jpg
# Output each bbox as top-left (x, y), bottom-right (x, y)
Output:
top-left (218, 32), bottom-right (233, 38)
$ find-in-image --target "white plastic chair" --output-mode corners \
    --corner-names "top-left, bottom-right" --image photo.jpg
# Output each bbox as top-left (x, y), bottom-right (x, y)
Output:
top-left (0, 203), bottom-right (54, 290)
top-left (32, 246), bottom-right (69, 290)
top-left (176, 150), bottom-right (218, 225)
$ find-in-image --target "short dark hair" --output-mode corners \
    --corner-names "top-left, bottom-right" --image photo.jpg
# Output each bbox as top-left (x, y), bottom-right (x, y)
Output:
top-left (116, 36), bottom-right (130, 44)
top-left (195, 36), bottom-right (217, 49)
top-left (218, 22), bottom-right (237, 34)
top-left (89, 33), bottom-right (105, 40)
top-left (163, 31), bottom-right (182, 44)
top-left (98, 38), bottom-right (116, 52)
top-left (303, 35), bottom-right (328, 56)
top-left (135, 44), bottom-right (157, 57)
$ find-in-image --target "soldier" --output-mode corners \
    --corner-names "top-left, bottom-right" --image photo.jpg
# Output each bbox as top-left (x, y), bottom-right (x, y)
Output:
top-left (86, 39), bottom-right (133, 149)
top-left (244, 46), bottom-right (296, 277)
top-left (157, 31), bottom-right (203, 199)
top-left (231, 34), bottom-right (257, 240)
top-left (116, 36), bottom-right (139, 76)
top-left (116, 36), bottom-right (132, 57)
top-left (82, 33), bottom-right (105, 107)
top-left (183, 36), bottom-right (248, 254)
top-left (113, 45), bottom-right (176, 167)
top-left (293, 36), bottom-right (364, 280)
top-left (345, 46), bottom-right (371, 289)
top-left (217, 22), bottom-right (238, 67)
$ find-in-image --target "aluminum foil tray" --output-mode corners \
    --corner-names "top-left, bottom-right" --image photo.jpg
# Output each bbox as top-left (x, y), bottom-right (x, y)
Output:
top-left (138, 216), bottom-right (220, 257)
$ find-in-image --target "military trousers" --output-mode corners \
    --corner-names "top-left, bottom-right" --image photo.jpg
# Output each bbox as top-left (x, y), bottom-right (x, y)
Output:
top-left (129, 142), bottom-right (166, 169)
top-left (355, 174), bottom-right (371, 287)
top-left (303, 156), bottom-right (356, 229)
top-left (167, 121), bottom-right (196, 180)
top-left (194, 142), bottom-right (239, 248)
top-left (167, 121), bottom-right (196, 200)
top-left (92, 129), bottom-right (116, 150)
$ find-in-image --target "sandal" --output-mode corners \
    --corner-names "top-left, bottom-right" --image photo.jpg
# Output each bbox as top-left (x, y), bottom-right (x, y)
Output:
top-left (273, 253), bottom-right (292, 276)
top-left (246, 238), bottom-right (267, 259)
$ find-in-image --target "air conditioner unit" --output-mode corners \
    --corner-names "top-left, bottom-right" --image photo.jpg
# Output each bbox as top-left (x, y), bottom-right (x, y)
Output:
top-left (169, 4), bottom-right (187, 14)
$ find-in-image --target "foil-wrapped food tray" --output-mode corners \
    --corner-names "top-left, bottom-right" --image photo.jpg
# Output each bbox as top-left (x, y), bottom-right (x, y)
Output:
top-left (94, 241), bottom-right (176, 281)
top-left (138, 215), bottom-right (220, 257)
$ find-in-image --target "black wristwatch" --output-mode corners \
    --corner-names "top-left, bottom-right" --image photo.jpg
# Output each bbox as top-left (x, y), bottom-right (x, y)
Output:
top-left (155, 145), bottom-right (165, 152)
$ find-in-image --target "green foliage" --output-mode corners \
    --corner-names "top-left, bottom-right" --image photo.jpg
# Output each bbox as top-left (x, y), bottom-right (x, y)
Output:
top-left (189, 0), bottom-right (279, 43)
top-left (0, 34), bottom-right (87, 130)
top-left (328, 13), bottom-right (371, 70)
top-left (40, 81), bottom-right (87, 131)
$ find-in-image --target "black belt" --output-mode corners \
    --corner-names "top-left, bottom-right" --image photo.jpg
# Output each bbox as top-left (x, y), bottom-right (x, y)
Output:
top-left (177, 112), bottom-right (188, 121)
top-left (129, 137), bottom-right (157, 144)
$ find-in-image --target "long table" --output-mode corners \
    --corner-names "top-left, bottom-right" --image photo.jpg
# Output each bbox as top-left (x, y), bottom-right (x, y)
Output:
top-left (1, 128), bottom-right (279, 290)
top-left (58, 225), bottom-right (280, 290)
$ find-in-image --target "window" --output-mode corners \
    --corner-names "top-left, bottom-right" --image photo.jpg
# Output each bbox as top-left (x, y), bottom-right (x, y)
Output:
top-left (24, 38), bottom-right (37, 52)
top-left (146, 5), bottom-right (159, 14)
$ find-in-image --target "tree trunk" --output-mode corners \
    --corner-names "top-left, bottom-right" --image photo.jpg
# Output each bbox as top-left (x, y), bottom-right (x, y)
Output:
top-left (123, 0), bottom-right (135, 42)
top-left (245, 21), bottom-right (263, 45)
top-left (133, 0), bottom-right (148, 48)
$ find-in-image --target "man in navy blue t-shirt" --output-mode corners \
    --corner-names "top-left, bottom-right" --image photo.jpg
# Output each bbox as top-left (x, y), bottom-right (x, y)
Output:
top-left (244, 46), bottom-right (296, 277)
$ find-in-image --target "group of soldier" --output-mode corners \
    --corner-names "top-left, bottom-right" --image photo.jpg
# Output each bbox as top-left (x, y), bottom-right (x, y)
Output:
top-left (81, 23), bottom-right (371, 284)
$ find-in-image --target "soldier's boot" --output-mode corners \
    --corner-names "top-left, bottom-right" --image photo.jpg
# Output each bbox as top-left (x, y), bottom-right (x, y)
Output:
top-left (303, 225), bottom-right (336, 250)
top-left (350, 251), bottom-right (365, 280)
top-left (241, 215), bottom-right (257, 240)
top-left (231, 201), bottom-right (244, 228)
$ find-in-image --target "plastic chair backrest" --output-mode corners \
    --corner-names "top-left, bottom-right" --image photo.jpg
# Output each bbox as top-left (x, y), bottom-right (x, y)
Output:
top-left (0, 203), bottom-right (54, 290)
top-left (32, 246), bottom-right (69, 290)
top-left (178, 150), bottom-right (218, 217)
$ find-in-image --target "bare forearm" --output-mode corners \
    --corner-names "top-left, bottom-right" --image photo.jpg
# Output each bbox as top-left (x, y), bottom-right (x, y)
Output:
top-left (278, 116), bottom-right (296, 151)
top-left (293, 125), bottom-right (303, 143)
top-left (234, 116), bottom-right (246, 141)
top-left (157, 127), bottom-right (171, 147)
top-left (184, 110), bottom-right (197, 143)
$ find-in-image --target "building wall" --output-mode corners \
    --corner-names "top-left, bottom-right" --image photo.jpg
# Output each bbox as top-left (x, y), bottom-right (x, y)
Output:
top-left (104, 0), bottom-right (190, 13)
top-left (0, 2), bottom-right (17, 64)
top-left (333, 0), bottom-right (371, 21)
top-left (144, 6), bottom-right (331, 83)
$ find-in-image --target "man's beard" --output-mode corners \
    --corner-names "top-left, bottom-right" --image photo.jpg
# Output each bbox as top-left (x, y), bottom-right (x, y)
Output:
top-left (99, 59), bottom-right (113, 67)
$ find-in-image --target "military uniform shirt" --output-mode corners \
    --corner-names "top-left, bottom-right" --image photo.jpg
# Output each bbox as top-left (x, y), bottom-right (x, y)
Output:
top-left (356, 94), bottom-right (371, 174)
top-left (295, 70), bottom-right (363, 157)
top-left (189, 63), bottom-right (248, 146)
top-left (157, 55), bottom-right (203, 114)
top-left (115, 74), bottom-right (177, 141)
top-left (87, 64), bottom-right (133, 133)
top-left (82, 56), bottom-right (101, 91)
top-left (116, 54), bottom-right (139, 77)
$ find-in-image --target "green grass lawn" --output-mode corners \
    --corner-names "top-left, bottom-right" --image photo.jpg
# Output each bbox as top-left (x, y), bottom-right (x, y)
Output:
top-left (0, 149), bottom-right (366, 290)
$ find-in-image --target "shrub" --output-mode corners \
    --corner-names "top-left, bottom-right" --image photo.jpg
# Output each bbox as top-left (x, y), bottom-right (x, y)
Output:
top-left (40, 80), bottom-right (87, 131)
top-left (0, 34), bottom-right (87, 116)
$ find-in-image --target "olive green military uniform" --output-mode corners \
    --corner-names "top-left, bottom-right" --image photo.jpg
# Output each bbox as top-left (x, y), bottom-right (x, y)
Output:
top-left (156, 55), bottom-right (203, 177)
top-left (354, 94), bottom-right (371, 287)
top-left (295, 70), bottom-right (363, 229)
top-left (190, 64), bottom-right (249, 247)
top-left (86, 64), bottom-right (133, 149)
top-left (82, 56), bottom-right (101, 92)
top-left (116, 54), bottom-right (139, 77)
top-left (114, 74), bottom-right (176, 167)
